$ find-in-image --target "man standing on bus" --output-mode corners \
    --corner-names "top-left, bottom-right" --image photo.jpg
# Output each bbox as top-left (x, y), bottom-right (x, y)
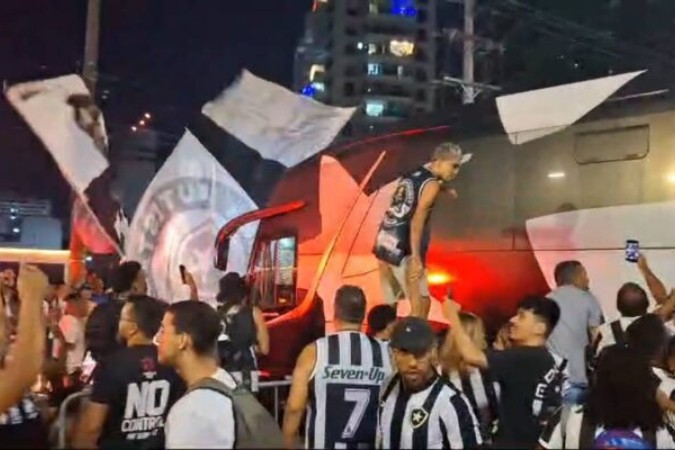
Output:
top-left (373, 142), bottom-right (471, 318)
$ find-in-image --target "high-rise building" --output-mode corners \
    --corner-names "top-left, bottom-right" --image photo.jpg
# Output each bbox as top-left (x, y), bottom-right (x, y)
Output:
top-left (295, 0), bottom-right (437, 135)
top-left (0, 193), bottom-right (63, 249)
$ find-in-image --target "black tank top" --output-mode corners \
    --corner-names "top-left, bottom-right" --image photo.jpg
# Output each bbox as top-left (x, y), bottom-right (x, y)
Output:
top-left (373, 166), bottom-right (436, 266)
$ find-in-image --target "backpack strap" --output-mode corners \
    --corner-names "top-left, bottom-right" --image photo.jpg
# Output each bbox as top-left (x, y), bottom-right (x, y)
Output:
top-left (610, 320), bottom-right (626, 347)
top-left (189, 377), bottom-right (237, 396)
top-left (188, 377), bottom-right (240, 448)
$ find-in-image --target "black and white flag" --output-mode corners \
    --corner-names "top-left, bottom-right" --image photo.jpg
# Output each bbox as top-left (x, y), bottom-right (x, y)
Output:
top-left (6, 74), bottom-right (127, 255)
top-left (126, 70), bottom-right (356, 302)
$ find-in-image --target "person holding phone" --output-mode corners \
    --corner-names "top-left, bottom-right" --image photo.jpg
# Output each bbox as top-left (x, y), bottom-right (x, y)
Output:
top-left (179, 265), bottom-right (199, 301)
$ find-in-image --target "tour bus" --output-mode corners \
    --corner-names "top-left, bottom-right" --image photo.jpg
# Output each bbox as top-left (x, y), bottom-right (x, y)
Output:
top-left (217, 71), bottom-right (675, 374)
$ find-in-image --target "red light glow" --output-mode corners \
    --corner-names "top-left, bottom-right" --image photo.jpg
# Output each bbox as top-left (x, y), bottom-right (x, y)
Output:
top-left (427, 271), bottom-right (453, 285)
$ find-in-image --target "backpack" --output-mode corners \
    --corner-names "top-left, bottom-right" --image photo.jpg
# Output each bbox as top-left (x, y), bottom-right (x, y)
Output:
top-left (535, 356), bottom-right (567, 428)
top-left (578, 412), bottom-right (656, 449)
top-left (188, 377), bottom-right (284, 449)
top-left (84, 299), bottom-right (124, 362)
top-left (218, 305), bottom-right (257, 372)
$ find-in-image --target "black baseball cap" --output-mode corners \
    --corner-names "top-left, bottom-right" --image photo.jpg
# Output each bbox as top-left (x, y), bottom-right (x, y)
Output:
top-left (390, 317), bottom-right (435, 356)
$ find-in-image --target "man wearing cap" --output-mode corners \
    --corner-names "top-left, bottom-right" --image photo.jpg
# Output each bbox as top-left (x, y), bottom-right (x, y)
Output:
top-left (373, 142), bottom-right (471, 318)
top-left (283, 285), bottom-right (393, 449)
top-left (378, 317), bottom-right (482, 449)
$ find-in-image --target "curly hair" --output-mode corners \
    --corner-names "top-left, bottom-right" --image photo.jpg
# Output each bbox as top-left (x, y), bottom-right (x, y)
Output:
top-left (584, 345), bottom-right (663, 432)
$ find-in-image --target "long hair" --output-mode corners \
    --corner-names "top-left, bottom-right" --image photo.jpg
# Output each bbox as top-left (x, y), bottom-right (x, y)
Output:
top-left (216, 272), bottom-right (249, 314)
top-left (585, 345), bottom-right (663, 432)
top-left (442, 312), bottom-right (486, 375)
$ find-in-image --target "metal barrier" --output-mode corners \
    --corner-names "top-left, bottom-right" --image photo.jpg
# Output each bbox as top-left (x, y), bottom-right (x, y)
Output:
top-left (258, 379), bottom-right (292, 422)
top-left (54, 379), bottom-right (292, 448)
top-left (56, 388), bottom-right (91, 449)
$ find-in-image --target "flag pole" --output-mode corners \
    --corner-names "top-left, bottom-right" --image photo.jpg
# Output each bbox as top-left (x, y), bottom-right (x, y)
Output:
top-left (68, 0), bottom-right (101, 286)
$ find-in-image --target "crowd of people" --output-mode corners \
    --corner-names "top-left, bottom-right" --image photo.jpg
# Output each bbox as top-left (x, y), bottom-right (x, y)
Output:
top-left (0, 261), bottom-right (272, 449)
top-left (1, 251), bottom-right (675, 449)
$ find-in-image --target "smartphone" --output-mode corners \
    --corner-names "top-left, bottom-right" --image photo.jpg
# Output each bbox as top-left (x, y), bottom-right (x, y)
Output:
top-left (179, 265), bottom-right (187, 284)
top-left (80, 351), bottom-right (97, 385)
top-left (625, 239), bottom-right (640, 263)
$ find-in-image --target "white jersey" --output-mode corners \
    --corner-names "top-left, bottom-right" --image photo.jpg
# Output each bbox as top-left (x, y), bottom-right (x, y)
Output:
top-left (306, 331), bottom-right (393, 449)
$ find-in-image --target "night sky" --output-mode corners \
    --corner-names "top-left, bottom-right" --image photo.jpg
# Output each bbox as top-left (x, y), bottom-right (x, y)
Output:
top-left (0, 0), bottom-right (312, 218)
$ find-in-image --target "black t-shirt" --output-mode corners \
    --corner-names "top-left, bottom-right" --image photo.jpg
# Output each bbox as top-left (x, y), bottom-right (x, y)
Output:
top-left (90, 345), bottom-right (185, 450)
top-left (487, 346), bottom-right (563, 448)
top-left (0, 394), bottom-right (49, 449)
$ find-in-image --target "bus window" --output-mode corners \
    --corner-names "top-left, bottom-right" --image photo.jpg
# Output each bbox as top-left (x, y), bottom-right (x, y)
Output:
top-left (250, 234), bottom-right (297, 311)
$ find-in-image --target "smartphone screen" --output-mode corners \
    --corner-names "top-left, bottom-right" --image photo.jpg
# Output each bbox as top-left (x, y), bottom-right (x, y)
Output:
top-left (625, 239), bottom-right (640, 263)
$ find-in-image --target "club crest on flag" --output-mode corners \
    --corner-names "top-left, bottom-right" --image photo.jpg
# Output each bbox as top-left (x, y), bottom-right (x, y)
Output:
top-left (132, 177), bottom-right (251, 301)
top-left (410, 407), bottom-right (429, 429)
top-left (126, 131), bottom-right (259, 302)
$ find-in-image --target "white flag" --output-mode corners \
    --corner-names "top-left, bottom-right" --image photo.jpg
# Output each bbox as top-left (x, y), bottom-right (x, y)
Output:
top-left (496, 70), bottom-right (645, 145)
top-left (125, 131), bottom-right (259, 303)
top-left (6, 74), bottom-right (126, 254)
top-left (127, 70), bottom-right (356, 302)
top-left (202, 69), bottom-right (357, 167)
top-left (5, 75), bottom-right (108, 194)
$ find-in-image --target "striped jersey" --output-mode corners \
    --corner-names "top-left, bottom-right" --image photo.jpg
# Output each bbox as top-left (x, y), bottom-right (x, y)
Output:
top-left (653, 366), bottom-right (675, 426)
top-left (446, 367), bottom-right (500, 440)
top-left (306, 331), bottom-right (393, 449)
top-left (539, 406), bottom-right (675, 449)
top-left (378, 374), bottom-right (483, 449)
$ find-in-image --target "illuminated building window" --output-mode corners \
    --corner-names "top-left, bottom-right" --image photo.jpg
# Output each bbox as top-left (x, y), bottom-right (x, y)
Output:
top-left (389, 40), bottom-right (415, 57)
top-left (368, 63), bottom-right (383, 76)
top-left (309, 64), bottom-right (325, 82)
top-left (300, 81), bottom-right (325, 98)
top-left (391, 0), bottom-right (417, 17)
top-left (368, 43), bottom-right (378, 55)
top-left (301, 84), bottom-right (317, 98)
top-left (312, 0), bottom-right (328, 11)
top-left (365, 100), bottom-right (385, 117)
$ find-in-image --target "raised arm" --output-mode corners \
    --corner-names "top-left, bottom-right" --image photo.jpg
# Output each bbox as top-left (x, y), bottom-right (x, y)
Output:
top-left (0, 264), bottom-right (47, 414)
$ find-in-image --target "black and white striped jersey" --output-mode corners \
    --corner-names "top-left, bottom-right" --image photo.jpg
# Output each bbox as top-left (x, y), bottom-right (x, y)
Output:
top-left (446, 367), bottom-right (500, 440)
top-left (378, 375), bottom-right (483, 449)
top-left (539, 406), bottom-right (675, 449)
top-left (306, 331), bottom-right (393, 449)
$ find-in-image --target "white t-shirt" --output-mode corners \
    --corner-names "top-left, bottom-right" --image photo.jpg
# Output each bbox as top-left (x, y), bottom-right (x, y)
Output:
top-left (165, 368), bottom-right (238, 449)
top-left (57, 314), bottom-right (85, 374)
